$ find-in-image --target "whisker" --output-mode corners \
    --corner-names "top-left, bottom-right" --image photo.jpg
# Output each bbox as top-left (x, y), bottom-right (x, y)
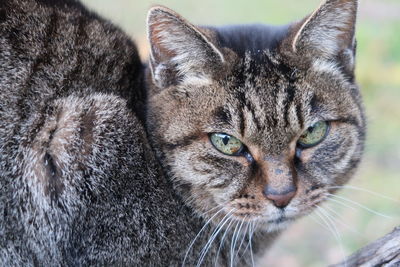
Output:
top-left (232, 218), bottom-right (247, 263)
top-left (316, 206), bottom-right (347, 267)
top-left (309, 212), bottom-right (337, 264)
top-left (326, 193), bottom-right (393, 219)
top-left (239, 220), bottom-right (258, 260)
top-left (310, 214), bottom-right (331, 231)
top-left (234, 217), bottom-right (249, 264)
top-left (197, 213), bottom-right (231, 267)
top-left (182, 207), bottom-right (224, 267)
top-left (327, 185), bottom-right (400, 204)
top-left (214, 216), bottom-right (235, 267)
top-left (326, 197), bottom-right (358, 212)
top-left (249, 221), bottom-right (255, 267)
top-left (323, 204), bottom-right (366, 239)
top-left (199, 204), bottom-right (224, 218)
top-left (230, 220), bottom-right (241, 267)
top-left (196, 209), bottom-right (236, 267)
top-left (314, 208), bottom-right (344, 262)
top-left (231, 217), bottom-right (246, 267)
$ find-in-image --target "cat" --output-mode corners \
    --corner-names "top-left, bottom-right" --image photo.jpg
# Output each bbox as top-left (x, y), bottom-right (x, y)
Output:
top-left (0, 0), bottom-right (365, 266)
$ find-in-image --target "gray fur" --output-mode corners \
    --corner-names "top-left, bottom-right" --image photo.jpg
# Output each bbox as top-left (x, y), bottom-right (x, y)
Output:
top-left (147, 0), bottom-right (365, 265)
top-left (0, 0), bottom-right (215, 265)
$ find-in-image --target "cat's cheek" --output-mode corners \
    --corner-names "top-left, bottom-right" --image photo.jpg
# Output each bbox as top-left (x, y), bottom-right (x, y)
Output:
top-left (294, 179), bottom-right (322, 207)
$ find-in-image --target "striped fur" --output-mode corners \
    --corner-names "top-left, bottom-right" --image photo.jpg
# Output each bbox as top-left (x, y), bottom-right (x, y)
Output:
top-left (0, 0), bottom-right (216, 265)
top-left (147, 0), bottom-right (365, 264)
top-left (0, 0), bottom-right (365, 266)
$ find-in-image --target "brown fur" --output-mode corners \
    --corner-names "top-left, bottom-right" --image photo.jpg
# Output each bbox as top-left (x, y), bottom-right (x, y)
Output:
top-left (0, 0), bottom-right (365, 265)
top-left (147, 0), bottom-right (365, 264)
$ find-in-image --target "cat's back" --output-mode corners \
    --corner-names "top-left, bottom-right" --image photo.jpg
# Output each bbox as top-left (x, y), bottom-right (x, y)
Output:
top-left (0, 0), bottom-right (206, 265)
top-left (0, 0), bottom-right (146, 140)
top-left (0, 0), bottom-right (144, 105)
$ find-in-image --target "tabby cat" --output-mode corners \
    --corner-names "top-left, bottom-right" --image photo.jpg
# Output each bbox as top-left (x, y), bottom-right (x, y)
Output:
top-left (0, 0), bottom-right (365, 266)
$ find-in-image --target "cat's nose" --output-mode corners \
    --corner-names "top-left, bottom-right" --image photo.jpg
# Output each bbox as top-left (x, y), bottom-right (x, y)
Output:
top-left (263, 186), bottom-right (296, 208)
top-left (259, 154), bottom-right (297, 208)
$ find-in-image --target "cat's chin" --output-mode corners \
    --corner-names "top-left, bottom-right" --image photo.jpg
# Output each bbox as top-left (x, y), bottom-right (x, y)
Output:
top-left (224, 212), bottom-right (296, 234)
top-left (201, 206), bottom-right (303, 234)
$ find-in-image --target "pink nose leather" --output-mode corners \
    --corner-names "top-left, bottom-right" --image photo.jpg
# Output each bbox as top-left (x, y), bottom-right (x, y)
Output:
top-left (263, 187), bottom-right (296, 208)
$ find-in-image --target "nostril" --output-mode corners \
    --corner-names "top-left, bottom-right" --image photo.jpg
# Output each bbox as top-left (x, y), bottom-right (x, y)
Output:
top-left (263, 186), bottom-right (296, 208)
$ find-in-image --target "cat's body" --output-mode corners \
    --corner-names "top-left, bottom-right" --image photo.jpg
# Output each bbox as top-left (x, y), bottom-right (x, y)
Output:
top-left (0, 0), bottom-right (217, 265)
top-left (0, 0), bottom-right (365, 266)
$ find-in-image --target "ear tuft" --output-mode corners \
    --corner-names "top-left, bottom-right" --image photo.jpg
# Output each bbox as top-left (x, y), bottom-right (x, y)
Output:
top-left (147, 6), bottom-right (224, 89)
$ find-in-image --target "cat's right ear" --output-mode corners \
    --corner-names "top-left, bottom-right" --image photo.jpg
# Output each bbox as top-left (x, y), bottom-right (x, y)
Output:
top-left (147, 6), bottom-right (225, 89)
top-left (283, 0), bottom-right (358, 75)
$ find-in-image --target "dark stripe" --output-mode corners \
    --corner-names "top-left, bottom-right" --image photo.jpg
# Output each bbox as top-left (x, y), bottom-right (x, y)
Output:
top-left (23, 105), bottom-right (55, 146)
top-left (17, 11), bottom-right (58, 121)
top-left (24, 11), bottom-right (58, 90)
top-left (296, 102), bottom-right (304, 128)
top-left (238, 107), bottom-right (246, 136)
top-left (248, 103), bottom-right (263, 131)
top-left (335, 116), bottom-right (360, 128)
top-left (236, 90), bottom-right (247, 136)
top-left (330, 141), bottom-right (352, 162)
top-left (305, 184), bottom-right (322, 194)
top-left (283, 85), bottom-right (295, 126)
top-left (237, 90), bottom-right (263, 132)
top-left (0, 5), bottom-right (7, 23)
top-left (10, 10), bottom-right (59, 146)
top-left (204, 176), bottom-right (231, 189)
top-left (269, 114), bottom-right (278, 128)
top-left (164, 134), bottom-right (200, 150)
top-left (44, 152), bottom-right (64, 202)
top-left (213, 106), bottom-right (232, 126)
top-left (309, 193), bottom-right (321, 201)
top-left (324, 142), bottom-right (341, 154)
top-left (61, 15), bottom-right (87, 91)
top-left (309, 94), bottom-right (318, 113)
top-left (197, 154), bottom-right (239, 170)
top-left (192, 166), bottom-right (213, 175)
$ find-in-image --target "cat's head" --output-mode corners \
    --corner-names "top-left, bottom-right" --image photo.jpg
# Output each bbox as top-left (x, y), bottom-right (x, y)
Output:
top-left (146, 0), bottom-right (365, 232)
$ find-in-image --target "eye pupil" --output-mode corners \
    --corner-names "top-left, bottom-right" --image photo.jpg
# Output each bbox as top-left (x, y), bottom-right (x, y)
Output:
top-left (222, 136), bottom-right (230, 145)
top-left (297, 121), bottom-right (329, 147)
top-left (210, 133), bottom-right (244, 156)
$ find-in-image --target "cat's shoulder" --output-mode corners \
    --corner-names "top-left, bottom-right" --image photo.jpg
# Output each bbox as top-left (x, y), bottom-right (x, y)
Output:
top-left (0, 0), bottom-right (144, 109)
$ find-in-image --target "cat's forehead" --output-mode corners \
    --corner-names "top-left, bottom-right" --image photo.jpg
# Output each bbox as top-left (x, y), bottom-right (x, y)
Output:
top-left (233, 50), bottom-right (294, 85)
top-left (208, 49), bottom-right (358, 154)
top-left (210, 53), bottom-right (308, 152)
top-left (208, 24), bottom-right (290, 58)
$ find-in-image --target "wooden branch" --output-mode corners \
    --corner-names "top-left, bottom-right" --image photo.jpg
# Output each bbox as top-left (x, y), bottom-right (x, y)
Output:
top-left (331, 226), bottom-right (400, 267)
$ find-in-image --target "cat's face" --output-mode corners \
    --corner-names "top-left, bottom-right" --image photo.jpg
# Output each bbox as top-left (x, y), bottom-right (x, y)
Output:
top-left (146, 0), bottom-right (365, 232)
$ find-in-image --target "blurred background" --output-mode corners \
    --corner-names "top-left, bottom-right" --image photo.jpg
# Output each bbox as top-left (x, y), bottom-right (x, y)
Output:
top-left (81, 0), bottom-right (400, 266)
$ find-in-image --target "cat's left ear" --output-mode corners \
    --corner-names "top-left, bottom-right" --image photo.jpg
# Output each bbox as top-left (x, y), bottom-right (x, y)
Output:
top-left (288, 0), bottom-right (357, 73)
top-left (147, 6), bottom-right (225, 89)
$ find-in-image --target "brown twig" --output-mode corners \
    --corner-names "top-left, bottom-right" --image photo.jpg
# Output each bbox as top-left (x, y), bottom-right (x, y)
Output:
top-left (331, 226), bottom-right (400, 267)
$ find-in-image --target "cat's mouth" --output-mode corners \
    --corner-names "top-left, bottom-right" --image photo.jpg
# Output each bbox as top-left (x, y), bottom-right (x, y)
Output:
top-left (221, 208), bottom-right (299, 233)
top-left (267, 215), bottom-right (294, 224)
top-left (206, 186), bottom-right (329, 231)
top-left (224, 192), bottom-right (327, 228)
top-left (226, 202), bottom-right (299, 225)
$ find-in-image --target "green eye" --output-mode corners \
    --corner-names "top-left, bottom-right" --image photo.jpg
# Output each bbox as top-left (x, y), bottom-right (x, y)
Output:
top-left (298, 121), bottom-right (329, 147)
top-left (210, 133), bottom-right (244, 155)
